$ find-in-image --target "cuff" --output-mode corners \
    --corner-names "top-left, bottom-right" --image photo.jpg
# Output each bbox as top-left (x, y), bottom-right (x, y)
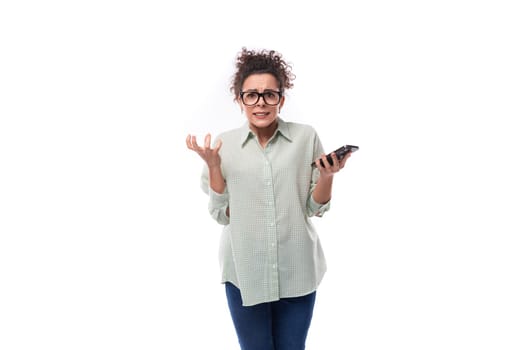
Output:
top-left (308, 196), bottom-right (331, 217)
top-left (209, 187), bottom-right (229, 208)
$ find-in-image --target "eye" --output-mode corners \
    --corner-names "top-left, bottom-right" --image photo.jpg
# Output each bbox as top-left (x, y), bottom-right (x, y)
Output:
top-left (246, 92), bottom-right (258, 99)
top-left (264, 91), bottom-right (277, 98)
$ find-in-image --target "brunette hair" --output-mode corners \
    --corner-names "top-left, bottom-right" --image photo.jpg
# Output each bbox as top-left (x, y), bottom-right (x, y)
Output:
top-left (230, 47), bottom-right (295, 100)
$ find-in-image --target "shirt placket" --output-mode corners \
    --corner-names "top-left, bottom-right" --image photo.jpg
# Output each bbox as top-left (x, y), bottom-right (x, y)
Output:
top-left (262, 144), bottom-right (279, 299)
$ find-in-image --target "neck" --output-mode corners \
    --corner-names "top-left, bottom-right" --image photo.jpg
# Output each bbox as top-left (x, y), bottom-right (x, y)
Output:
top-left (250, 120), bottom-right (278, 147)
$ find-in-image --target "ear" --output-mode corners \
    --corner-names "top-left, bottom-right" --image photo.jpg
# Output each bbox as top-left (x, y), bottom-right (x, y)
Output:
top-left (279, 95), bottom-right (286, 112)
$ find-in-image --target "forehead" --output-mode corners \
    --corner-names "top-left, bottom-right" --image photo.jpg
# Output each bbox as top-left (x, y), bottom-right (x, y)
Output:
top-left (242, 73), bottom-right (279, 90)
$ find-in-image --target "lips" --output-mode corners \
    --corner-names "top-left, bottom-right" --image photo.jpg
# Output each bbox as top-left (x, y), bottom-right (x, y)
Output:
top-left (253, 112), bottom-right (270, 119)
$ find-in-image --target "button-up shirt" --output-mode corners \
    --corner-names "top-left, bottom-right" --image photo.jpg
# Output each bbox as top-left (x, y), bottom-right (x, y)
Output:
top-left (200, 118), bottom-right (330, 306)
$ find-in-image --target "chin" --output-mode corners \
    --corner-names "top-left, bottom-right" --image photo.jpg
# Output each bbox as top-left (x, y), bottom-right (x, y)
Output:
top-left (250, 117), bottom-right (277, 129)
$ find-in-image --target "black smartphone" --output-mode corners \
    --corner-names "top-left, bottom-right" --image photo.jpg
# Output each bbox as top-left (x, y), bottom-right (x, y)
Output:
top-left (311, 145), bottom-right (359, 167)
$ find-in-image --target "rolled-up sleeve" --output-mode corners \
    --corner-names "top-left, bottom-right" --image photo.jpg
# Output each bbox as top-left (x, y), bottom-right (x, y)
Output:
top-left (200, 165), bottom-right (230, 225)
top-left (306, 132), bottom-right (331, 217)
top-left (306, 169), bottom-right (331, 217)
top-left (307, 192), bottom-right (331, 217)
top-left (208, 187), bottom-right (230, 224)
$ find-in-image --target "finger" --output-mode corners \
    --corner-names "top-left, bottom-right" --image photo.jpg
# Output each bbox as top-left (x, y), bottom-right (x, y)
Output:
top-left (324, 154), bottom-right (333, 168)
top-left (191, 135), bottom-right (201, 150)
top-left (331, 152), bottom-right (340, 169)
top-left (320, 154), bottom-right (329, 170)
top-left (186, 135), bottom-right (199, 151)
top-left (204, 133), bottom-right (211, 149)
top-left (315, 158), bottom-right (323, 170)
top-left (214, 138), bottom-right (223, 153)
top-left (188, 135), bottom-right (199, 150)
top-left (340, 152), bottom-right (351, 168)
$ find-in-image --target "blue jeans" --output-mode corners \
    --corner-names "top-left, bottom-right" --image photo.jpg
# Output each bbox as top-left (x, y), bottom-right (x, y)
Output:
top-left (225, 282), bottom-right (316, 350)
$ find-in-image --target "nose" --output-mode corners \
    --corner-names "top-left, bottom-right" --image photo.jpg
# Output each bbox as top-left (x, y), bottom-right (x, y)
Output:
top-left (256, 95), bottom-right (265, 106)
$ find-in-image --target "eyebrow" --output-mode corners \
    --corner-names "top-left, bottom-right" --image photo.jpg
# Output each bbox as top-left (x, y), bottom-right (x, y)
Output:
top-left (243, 88), bottom-right (280, 92)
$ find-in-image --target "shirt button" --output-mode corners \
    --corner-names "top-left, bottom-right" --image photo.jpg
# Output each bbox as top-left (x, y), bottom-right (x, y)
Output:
top-left (272, 264), bottom-right (277, 269)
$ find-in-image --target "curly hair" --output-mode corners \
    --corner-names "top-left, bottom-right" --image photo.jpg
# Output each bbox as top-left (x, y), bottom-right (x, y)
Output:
top-left (230, 47), bottom-right (295, 100)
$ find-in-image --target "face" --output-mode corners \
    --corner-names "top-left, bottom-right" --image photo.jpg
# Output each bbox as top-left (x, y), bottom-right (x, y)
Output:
top-left (238, 73), bottom-right (285, 132)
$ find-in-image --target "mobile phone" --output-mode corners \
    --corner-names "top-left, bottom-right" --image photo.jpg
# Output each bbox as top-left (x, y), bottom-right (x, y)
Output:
top-left (311, 145), bottom-right (359, 167)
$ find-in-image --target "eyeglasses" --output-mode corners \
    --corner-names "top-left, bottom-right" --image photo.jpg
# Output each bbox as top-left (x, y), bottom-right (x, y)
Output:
top-left (239, 90), bottom-right (282, 106)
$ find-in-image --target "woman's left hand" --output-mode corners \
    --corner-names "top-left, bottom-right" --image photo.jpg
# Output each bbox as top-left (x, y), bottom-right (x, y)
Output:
top-left (314, 152), bottom-right (351, 178)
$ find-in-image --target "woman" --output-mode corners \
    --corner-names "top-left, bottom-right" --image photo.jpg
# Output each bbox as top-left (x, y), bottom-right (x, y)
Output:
top-left (186, 47), bottom-right (352, 350)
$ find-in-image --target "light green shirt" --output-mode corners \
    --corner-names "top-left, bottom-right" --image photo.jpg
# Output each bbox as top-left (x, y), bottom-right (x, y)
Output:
top-left (200, 118), bottom-right (330, 306)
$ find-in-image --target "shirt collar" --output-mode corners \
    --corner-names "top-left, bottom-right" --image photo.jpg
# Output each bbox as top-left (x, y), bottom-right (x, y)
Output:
top-left (240, 117), bottom-right (292, 146)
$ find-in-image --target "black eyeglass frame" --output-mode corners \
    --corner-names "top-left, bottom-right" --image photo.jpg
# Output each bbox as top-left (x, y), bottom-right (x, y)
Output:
top-left (239, 90), bottom-right (283, 106)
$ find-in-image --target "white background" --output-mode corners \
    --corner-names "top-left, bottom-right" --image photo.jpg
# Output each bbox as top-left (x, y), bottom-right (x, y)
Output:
top-left (1, 1), bottom-right (524, 349)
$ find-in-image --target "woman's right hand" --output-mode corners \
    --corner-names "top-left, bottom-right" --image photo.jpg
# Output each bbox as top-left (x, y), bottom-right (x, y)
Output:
top-left (186, 133), bottom-right (222, 168)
